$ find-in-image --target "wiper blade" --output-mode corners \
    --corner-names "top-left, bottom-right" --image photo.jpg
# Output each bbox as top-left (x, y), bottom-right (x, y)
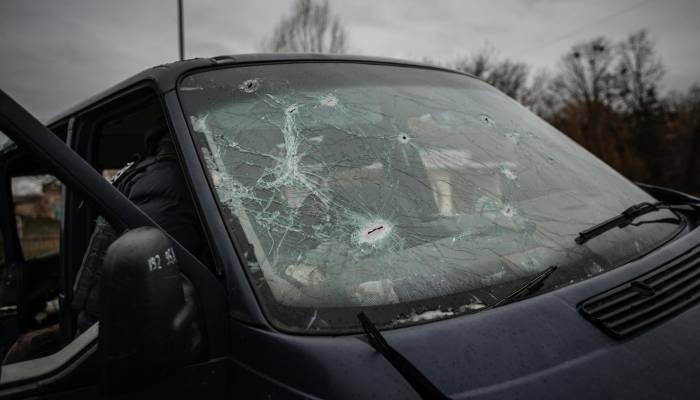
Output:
top-left (575, 201), bottom-right (691, 245)
top-left (487, 265), bottom-right (558, 309)
top-left (357, 312), bottom-right (451, 400)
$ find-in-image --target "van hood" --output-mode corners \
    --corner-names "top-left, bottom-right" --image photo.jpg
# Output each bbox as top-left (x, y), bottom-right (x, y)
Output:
top-left (229, 226), bottom-right (700, 399)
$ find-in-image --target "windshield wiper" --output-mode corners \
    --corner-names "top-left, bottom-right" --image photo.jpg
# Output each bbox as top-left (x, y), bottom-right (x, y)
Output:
top-left (487, 265), bottom-right (558, 309)
top-left (358, 312), bottom-right (451, 400)
top-left (575, 202), bottom-right (692, 245)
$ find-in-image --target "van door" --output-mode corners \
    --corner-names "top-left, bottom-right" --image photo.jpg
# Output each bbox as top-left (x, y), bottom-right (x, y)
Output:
top-left (0, 89), bottom-right (230, 398)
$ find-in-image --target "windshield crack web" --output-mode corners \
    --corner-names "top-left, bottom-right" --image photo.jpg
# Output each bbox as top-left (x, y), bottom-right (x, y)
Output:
top-left (181, 65), bottom-right (678, 330)
top-left (192, 86), bottom-right (540, 321)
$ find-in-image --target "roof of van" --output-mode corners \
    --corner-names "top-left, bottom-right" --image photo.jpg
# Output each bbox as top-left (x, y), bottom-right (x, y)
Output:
top-left (46, 53), bottom-right (468, 126)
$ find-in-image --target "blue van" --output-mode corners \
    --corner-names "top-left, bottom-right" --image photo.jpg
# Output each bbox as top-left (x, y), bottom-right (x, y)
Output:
top-left (0, 54), bottom-right (698, 399)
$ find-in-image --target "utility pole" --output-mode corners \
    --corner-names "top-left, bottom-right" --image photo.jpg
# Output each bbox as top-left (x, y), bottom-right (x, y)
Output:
top-left (178, 0), bottom-right (184, 60)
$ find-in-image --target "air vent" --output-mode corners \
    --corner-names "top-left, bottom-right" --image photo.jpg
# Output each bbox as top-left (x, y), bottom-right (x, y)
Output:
top-left (579, 247), bottom-right (700, 339)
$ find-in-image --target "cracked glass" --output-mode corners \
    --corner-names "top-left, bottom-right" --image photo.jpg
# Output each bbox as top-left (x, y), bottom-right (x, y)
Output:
top-left (178, 63), bottom-right (680, 333)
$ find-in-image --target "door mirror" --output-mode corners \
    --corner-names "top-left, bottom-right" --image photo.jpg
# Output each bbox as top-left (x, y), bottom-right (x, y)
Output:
top-left (98, 227), bottom-right (188, 393)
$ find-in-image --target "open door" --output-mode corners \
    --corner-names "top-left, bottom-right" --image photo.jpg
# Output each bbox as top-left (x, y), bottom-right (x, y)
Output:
top-left (0, 90), bottom-right (230, 398)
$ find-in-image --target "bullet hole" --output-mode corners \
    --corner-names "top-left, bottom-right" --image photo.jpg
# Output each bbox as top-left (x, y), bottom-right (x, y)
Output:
top-left (320, 94), bottom-right (339, 107)
top-left (501, 206), bottom-right (515, 218)
top-left (368, 226), bottom-right (384, 235)
top-left (357, 220), bottom-right (393, 245)
top-left (480, 113), bottom-right (495, 126)
top-left (239, 78), bottom-right (261, 93)
top-left (286, 104), bottom-right (299, 115)
top-left (398, 133), bottom-right (411, 144)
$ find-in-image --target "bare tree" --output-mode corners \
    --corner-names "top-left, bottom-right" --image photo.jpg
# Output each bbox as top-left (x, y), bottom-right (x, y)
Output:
top-left (263, 0), bottom-right (347, 54)
top-left (452, 46), bottom-right (531, 101)
top-left (520, 69), bottom-right (562, 120)
top-left (553, 37), bottom-right (616, 112)
top-left (614, 30), bottom-right (665, 114)
top-left (550, 37), bottom-right (619, 156)
top-left (487, 60), bottom-right (530, 100)
top-left (611, 30), bottom-right (666, 176)
top-left (452, 46), bottom-right (495, 79)
top-left (682, 85), bottom-right (700, 187)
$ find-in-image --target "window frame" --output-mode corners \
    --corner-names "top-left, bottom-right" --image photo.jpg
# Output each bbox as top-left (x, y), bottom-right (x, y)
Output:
top-left (68, 82), bottom-right (232, 350)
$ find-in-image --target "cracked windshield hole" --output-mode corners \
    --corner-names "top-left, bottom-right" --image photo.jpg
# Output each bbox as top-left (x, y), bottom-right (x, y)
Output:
top-left (178, 63), bottom-right (678, 332)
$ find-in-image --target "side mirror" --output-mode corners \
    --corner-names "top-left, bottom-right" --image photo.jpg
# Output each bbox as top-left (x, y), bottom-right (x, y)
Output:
top-left (98, 227), bottom-right (187, 393)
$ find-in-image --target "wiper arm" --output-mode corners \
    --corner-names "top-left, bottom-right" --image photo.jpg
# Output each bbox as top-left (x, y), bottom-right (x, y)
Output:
top-left (487, 265), bottom-right (558, 309)
top-left (575, 202), bottom-right (691, 245)
top-left (357, 312), bottom-right (451, 400)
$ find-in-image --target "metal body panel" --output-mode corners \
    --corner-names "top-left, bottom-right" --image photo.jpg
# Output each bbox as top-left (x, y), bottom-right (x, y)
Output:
top-left (226, 226), bottom-right (700, 399)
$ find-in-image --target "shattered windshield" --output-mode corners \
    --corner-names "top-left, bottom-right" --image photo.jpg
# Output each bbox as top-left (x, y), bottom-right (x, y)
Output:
top-left (178, 62), bottom-right (680, 333)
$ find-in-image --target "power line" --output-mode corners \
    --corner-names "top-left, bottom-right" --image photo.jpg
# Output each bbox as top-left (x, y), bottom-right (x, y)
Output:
top-left (516, 0), bottom-right (654, 56)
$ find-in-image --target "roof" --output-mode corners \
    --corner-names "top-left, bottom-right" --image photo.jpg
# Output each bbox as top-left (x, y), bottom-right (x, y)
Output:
top-left (46, 53), bottom-right (471, 127)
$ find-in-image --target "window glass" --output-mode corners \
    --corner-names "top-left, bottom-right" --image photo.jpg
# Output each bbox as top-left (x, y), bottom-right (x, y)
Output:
top-left (179, 63), bottom-right (680, 332)
top-left (0, 131), bottom-right (16, 155)
top-left (12, 176), bottom-right (62, 259)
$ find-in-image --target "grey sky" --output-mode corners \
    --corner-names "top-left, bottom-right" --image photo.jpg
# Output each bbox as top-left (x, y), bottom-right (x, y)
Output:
top-left (0, 0), bottom-right (698, 122)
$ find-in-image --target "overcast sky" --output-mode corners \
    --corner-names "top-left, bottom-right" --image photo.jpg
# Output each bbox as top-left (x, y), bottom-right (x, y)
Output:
top-left (0, 0), bottom-right (698, 122)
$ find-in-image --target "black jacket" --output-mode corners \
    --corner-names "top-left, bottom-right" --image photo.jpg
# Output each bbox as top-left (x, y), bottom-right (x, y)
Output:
top-left (72, 143), bottom-right (204, 333)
